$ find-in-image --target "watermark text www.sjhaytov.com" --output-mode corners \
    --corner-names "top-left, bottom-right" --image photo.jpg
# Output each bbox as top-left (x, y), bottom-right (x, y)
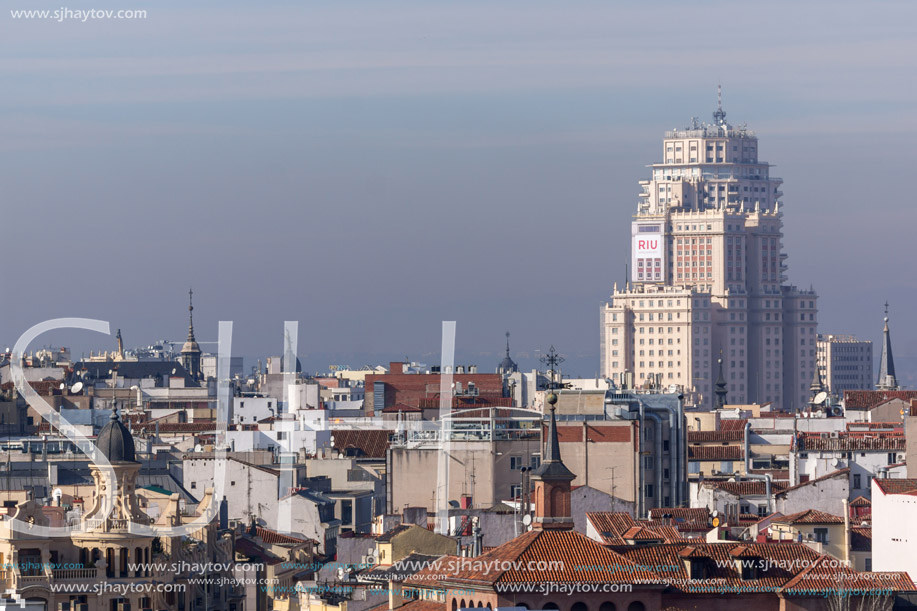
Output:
top-left (10, 7), bottom-right (147, 21)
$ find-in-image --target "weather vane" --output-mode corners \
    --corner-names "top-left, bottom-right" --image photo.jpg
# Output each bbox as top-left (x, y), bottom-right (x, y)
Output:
top-left (540, 345), bottom-right (567, 390)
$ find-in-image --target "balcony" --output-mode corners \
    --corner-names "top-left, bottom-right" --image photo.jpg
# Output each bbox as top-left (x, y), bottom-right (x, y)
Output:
top-left (52, 567), bottom-right (99, 580)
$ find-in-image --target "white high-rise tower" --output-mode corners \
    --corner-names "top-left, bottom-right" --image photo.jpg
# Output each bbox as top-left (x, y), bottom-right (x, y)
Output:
top-left (600, 92), bottom-right (818, 411)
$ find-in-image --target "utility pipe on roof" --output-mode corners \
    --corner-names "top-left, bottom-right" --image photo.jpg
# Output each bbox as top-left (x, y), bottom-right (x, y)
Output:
top-left (744, 421), bottom-right (772, 513)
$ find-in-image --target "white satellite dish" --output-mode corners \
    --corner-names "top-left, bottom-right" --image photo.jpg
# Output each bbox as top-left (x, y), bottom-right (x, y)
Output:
top-left (70, 381), bottom-right (84, 394)
top-left (52, 488), bottom-right (63, 499)
top-left (712, 510), bottom-right (719, 518)
top-left (521, 514), bottom-right (532, 526)
top-left (59, 383), bottom-right (65, 390)
top-left (813, 391), bottom-right (828, 405)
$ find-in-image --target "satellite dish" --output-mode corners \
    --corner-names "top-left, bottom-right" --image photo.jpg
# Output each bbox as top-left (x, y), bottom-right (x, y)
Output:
top-left (712, 510), bottom-right (719, 518)
top-left (52, 488), bottom-right (63, 499)
top-left (813, 391), bottom-right (828, 405)
top-left (522, 514), bottom-right (532, 526)
top-left (59, 383), bottom-right (65, 390)
top-left (70, 382), bottom-right (84, 394)
top-left (712, 516), bottom-right (721, 528)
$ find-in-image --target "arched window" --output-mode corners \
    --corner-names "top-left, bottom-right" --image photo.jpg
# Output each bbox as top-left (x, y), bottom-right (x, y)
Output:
top-left (544, 603), bottom-right (560, 610)
top-left (599, 603), bottom-right (617, 611)
top-left (460, 599), bottom-right (466, 609)
top-left (477, 602), bottom-right (483, 608)
top-left (452, 599), bottom-right (458, 611)
top-left (134, 548), bottom-right (142, 577)
top-left (572, 603), bottom-right (588, 611)
top-left (627, 603), bottom-right (646, 611)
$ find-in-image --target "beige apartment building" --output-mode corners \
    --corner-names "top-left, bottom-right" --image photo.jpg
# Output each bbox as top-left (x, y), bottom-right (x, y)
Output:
top-left (816, 334), bottom-right (873, 396)
top-left (601, 99), bottom-right (817, 411)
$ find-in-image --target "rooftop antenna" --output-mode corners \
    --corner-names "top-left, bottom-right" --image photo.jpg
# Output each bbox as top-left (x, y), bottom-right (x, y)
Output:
top-left (713, 83), bottom-right (727, 127)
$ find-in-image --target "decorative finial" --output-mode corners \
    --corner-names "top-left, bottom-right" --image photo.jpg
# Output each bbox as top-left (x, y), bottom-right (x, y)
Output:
top-left (505, 331), bottom-right (511, 358)
top-left (186, 288), bottom-right (196, 342)
top-left (884, 300), bottom-right (890, 323)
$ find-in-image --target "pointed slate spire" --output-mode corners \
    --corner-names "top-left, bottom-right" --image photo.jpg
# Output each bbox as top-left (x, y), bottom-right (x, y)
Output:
top-left (809, 366), bottom-right (824, 395)
top-left (877, 302), bottom-right (898, 391)
top-left (532, 394), bottom-right (575, 481)
top-left (186, 288), bottom-right (196, 343)
top-left (714, 355), bottom-right (728, 409)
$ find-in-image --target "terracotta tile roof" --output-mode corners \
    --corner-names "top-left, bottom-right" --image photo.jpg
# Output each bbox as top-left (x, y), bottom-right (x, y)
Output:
top-left (781, 555), bottom-right (913, 593)
top-left (688, 445), bottom-right (744, 460)
top-left (874, 478), bottom-right (917, 495)
top-left (646, 507), bottom-right (711, 532)
top-left (587, 512), bottom-right (688, 545)
top-left (720, 419), bottom-right (749, 431)
top-left (256, 526), bottom-right (312, 547)
top-left (381, 403), bottom-right (422, 413)
top-left (707, 481), bottom-right (787, 496)
top-left (331, 429), bottom-right (394, 458)
top-left (398, 601), bottom-right (447, 611)
top-left (773, 509), bottom-right (844, 525)
top-left (584, 512), bottom-right (638, 545)
top-left (406, 530), bottom-right (660, 585)
top-left (843, 390), bottom-right (917, 410)
top-left (375, 524), bottom-right (415, 542)
top-left (620, 541), bottom-right (821, 591)
top-left (688, 430), bottom-right (745, 442)
top-left (796, 433), bottom-right (905, 452)
top-left (621, 526), bottom-right (664, 541)
top-left (776, 468), bottom-right (849, 497)
top-left (849, 495), bottom-right (871, 507)
top-left (648, 525), bottom-right (685, 542)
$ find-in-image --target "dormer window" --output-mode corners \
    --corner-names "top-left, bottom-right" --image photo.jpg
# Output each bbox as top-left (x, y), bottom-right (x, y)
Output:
top-left (689, 559), bottom-right (707, 579)
top-left (740, 561), bottom-right (759, 580)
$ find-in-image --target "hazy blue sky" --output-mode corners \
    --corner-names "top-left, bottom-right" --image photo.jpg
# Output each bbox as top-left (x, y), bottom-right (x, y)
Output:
top-left (3, 0), bottom-right (916, 380)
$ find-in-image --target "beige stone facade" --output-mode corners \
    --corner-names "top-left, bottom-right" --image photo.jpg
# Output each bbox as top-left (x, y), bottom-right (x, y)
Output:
top-left (601, 110), bottom-right (817, 411)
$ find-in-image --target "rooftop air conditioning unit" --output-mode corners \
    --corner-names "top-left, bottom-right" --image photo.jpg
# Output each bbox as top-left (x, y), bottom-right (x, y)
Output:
top-left (829, 431), bottom-right (839, 439)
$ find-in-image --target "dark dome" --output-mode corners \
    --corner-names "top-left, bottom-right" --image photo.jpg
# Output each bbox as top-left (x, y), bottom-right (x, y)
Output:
top-left (96, 410), bottom-right (137, 462)
top-left (497, 355), bottom-right (518, 374)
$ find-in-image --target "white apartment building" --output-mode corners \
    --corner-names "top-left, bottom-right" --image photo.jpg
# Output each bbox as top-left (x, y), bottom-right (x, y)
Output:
top-left (600, 99), bottom-right (817, 410)
top-left (817, 334), bottom-right (873, 396)
top-left (872, 478), bottom-right (917, 579)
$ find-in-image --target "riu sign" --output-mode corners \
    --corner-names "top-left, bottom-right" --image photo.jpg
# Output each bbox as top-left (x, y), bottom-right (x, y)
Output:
top-left (632, 221), bottom-right (665, 282)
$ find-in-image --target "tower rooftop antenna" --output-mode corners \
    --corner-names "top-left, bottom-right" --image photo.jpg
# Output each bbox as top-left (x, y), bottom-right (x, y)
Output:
top-left (713, 83), bottom-right (727, 127)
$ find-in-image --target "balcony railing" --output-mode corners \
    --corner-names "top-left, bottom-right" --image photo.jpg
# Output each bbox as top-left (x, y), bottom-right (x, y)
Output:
top-left (52, 568), bottom-right (99, 580)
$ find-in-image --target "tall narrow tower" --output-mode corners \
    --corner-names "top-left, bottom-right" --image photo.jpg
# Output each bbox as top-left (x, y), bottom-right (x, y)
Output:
top-left (530, 392), bottom-right (575, 531)
top-left (600, 93), bottom-right (818, 410)
top-left (877, 302), bottom-right (898, 391)
top-left (181, 288), bottom-right (203, 381)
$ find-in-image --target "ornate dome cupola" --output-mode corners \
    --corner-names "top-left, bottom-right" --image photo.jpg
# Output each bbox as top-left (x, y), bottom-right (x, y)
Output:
top-left (84, 406), bottom-right (149, 526)
top-left (96, 408), bottom-right (137, 463)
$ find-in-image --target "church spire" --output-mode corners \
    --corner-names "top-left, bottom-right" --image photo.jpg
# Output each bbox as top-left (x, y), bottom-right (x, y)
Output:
top-left (714, 354), bottom-right (728, 409)
top-left (877, 302), bottom-right (898, 391)
top-left (187, 288), bottom-right (196, 343)
top-left (181, 288), bottom-right (203, 381)
top-left (530, 348), bottom-right (576, 531)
